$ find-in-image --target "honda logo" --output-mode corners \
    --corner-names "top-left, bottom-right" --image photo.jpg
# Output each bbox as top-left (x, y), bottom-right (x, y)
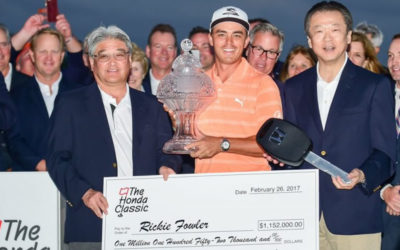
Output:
top-left (269, 127), bottom-right (286, 145)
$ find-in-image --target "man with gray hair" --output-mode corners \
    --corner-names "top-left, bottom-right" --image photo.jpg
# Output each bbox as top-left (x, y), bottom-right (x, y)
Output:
top-left (355, 21), bottom-right (384, 55)
top-left (0, 23), bottom-right (32, 92)
top-left (47, 25), bottom-right (180, 248)
top-left (246, 22), bottom-right (284, 90)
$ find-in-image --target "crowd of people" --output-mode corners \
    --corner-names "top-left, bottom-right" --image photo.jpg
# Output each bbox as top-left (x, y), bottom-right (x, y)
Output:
top-left (1, 1), bottom-right (400, 250)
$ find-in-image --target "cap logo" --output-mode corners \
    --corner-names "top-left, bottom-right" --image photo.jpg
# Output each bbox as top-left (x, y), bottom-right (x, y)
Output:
top-left (223, 8), bottom-right (239, 16)
top-left (210, 6), bottom-right (249, 31)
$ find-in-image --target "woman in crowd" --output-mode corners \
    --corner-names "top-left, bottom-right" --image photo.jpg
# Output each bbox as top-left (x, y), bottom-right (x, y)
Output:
top-left (348, 31), bottom-right (387, 74)
top-left (128, 42), bottom-right (149, 91)
top-left (279, 45), bottom-right (317, 83)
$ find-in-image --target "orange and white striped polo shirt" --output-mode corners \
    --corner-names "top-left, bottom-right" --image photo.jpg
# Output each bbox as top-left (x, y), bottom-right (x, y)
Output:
top-left (195, 58), bottom-right (282, 173)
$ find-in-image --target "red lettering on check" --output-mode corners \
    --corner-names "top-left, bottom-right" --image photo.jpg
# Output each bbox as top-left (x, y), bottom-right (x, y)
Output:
top-left (119, 187), bottom-right (129, 196)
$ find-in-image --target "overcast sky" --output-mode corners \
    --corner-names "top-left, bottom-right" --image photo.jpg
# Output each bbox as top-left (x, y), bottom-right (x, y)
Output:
top-left (0, 0), bottom-right (398, 63)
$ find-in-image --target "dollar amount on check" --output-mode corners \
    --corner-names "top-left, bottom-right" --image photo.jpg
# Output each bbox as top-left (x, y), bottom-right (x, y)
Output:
top-left (102, 170), bottom-right (319, 250)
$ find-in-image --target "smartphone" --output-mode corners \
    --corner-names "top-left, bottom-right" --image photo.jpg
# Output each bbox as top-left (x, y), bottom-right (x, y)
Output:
top-left (46, 0), bottom-right (59, 22)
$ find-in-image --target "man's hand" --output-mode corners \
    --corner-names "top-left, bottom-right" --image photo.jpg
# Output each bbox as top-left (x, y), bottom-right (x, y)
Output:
top-left (331, 168), bottom-right (364, 190)
top-left (82, 188), bottom-right (108, 219)
top-left (185, 136), bottom-right (222, 159)
top-left (263, 153), bottom-right (285, 167)
top-left (35, 159), bottom-right (47, 171)
top-left (383, 185), bottom-right (400, 216)
top-left (21, 14), bottom-right (48, 35)
top-left (55, 14), bottom-right (72, 39)
top-left (163, 104), bottom-right (178, 130)
top-left (11, 14), bottom-right (49, 50)
top-left (159, 166), bottom-right (176, 181)
top-left (55, 14), bottom-right (82, 52)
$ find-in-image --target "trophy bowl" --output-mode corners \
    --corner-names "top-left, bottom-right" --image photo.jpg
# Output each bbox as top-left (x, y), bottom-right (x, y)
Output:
top-left (156, 39), bottom-right (216, 154)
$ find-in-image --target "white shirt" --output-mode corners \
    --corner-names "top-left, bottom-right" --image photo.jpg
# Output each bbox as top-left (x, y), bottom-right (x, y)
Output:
top-left (380, 85), bottom-right (400, 199)
top-left (149, 69), bottom-right (161, 95)
top-left (317, 54), bottom-right (348, 130)
top-left (35, 73), bottom-right (62, 117)
top-left (4, 63), bottom-right (12, 91)
top-left (99, 84), bottom-right (133, 177)
top-left (395, 87), bottom-right (400, 133)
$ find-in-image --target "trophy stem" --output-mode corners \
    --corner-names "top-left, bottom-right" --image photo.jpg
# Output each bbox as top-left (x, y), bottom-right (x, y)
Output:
top-left (163, 111), bottom-right (200, 154)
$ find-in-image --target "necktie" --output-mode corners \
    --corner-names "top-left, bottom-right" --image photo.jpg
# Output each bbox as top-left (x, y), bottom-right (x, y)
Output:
top-left (110, 104), bottom-right (116, 117)
top-left (396, 105), bottom-right (400, 137)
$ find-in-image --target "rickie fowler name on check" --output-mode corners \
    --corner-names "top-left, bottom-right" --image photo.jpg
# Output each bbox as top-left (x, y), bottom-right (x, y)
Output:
top-left (102, 170), bottom-right (319, 250)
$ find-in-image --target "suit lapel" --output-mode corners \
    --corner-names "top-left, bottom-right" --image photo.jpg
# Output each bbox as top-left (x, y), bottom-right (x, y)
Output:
top-left (307, 67), bottom-right (324, 134)
top-left (58, 77), bottom-right (67, 94)
top-left (131, 89), bottom-right (139, 171)
top-left (83, 84), bottom-right (116, 159)
top-left (324, 61), bottom-right (355, 133)
top-left (142, 73), bottom-right (152, 94)
top-left (31, 78), bottom-right (50, 119)
top-left (130, 89), bottom-right (147, 173)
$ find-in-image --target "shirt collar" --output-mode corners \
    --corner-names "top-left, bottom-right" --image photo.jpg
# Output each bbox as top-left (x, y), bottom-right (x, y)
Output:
top-left (209, 57), bottom-right (250, 84)
top-left (3, 63), bottom-right (12, 91)
top-left (35, 72), bottom-right (62, 97)
top-left (316, 53), bottom-right (348, 84)
top-left (149, 69), bottom-right (161, 95)
top-left (98, 83), bottom-right (130, 107)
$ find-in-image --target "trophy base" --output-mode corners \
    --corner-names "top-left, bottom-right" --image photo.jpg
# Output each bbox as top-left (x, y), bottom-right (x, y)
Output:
top-left (162, 138), bottom-right (197, 154)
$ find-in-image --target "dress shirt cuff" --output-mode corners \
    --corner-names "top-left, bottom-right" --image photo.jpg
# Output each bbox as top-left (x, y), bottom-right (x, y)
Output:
top-left (380, 184), bottom-right (393, 200)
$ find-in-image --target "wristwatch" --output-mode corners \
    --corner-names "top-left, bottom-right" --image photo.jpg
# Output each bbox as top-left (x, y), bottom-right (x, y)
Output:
top-left (221, 138), bottom-right (230, 152)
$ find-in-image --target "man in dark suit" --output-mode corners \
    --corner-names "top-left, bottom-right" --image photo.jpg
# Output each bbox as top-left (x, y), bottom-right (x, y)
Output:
top-left (381, 33), bottom-right (400, 250)
top-left (283, 2), bottom-right (395, 249)
top-left (142, 24), bottom-right (177, 95)
top-left (11, 28), bottom-right (83, 171)
top-left (0, 74), bottom-right (38, 171)
top-left (0, 17), bottom-right (47, 170)
top-left (10, 13), bottom-right (90, 86)
top-left (0, 23), bottom-right (31, 92)
top-left (46, 25), bottom-right (181, 249)
top-left (0, 73), bottom-right (16, 170)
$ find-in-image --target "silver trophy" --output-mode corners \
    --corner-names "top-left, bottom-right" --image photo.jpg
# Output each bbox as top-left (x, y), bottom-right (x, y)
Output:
top-left (157, 39), bottom-right (216, 154)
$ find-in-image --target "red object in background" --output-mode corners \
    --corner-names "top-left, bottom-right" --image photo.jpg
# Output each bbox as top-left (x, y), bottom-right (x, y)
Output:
top-left (46, 0), bottom-right (59, 22)
top-left (38, 7), bottom-right (47, 16)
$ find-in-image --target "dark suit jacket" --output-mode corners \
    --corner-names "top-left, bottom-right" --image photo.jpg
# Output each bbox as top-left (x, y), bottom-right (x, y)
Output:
top-left (284, 60), bottom-right (396, 235)
top-left (381, 80), bottom-right (400, 250)
top-left (46, 83), bottom-right (181, 242)
top-left (0, 74), bottom-right (37, 170)
top-left (10, 76), bottom-right (83, 170)
top-left (0, 73), bottom-right (15, 170)
top-left (0, 74), bottom-right (15, 130)
top-left (9, 64), bottom-right (31, 91)
top-left (62, 51), bottom-right (94, 86)
top-left (142, 72), bottom-right (152, 94)
top-left (381, 136), bottom-right (400, 250)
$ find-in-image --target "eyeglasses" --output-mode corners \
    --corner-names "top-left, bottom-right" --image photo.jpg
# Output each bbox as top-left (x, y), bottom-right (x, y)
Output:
top-left (93, 51), bottom-right (129, 63)
top-left (249, 44), bottom-right (280, 59)
top-left (0, 41), bottom-right (10, 49)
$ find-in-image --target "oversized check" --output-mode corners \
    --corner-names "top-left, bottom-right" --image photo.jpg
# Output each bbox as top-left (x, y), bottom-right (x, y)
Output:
top-left (102, 170), bottom-right (319, 250)
top-left (0, 172), bottom-right (60, 250)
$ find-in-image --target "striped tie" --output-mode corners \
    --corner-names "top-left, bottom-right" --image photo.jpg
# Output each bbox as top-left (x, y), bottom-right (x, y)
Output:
top-left (397, 106), bottom-right (400, 137)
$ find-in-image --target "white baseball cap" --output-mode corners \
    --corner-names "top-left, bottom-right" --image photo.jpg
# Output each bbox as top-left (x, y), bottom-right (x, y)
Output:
top-left (210, 6), bottom-right (249, 31)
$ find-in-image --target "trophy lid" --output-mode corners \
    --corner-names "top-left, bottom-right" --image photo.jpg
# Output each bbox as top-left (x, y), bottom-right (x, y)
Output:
top-left (156, 39), bottom-right (216, 99)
